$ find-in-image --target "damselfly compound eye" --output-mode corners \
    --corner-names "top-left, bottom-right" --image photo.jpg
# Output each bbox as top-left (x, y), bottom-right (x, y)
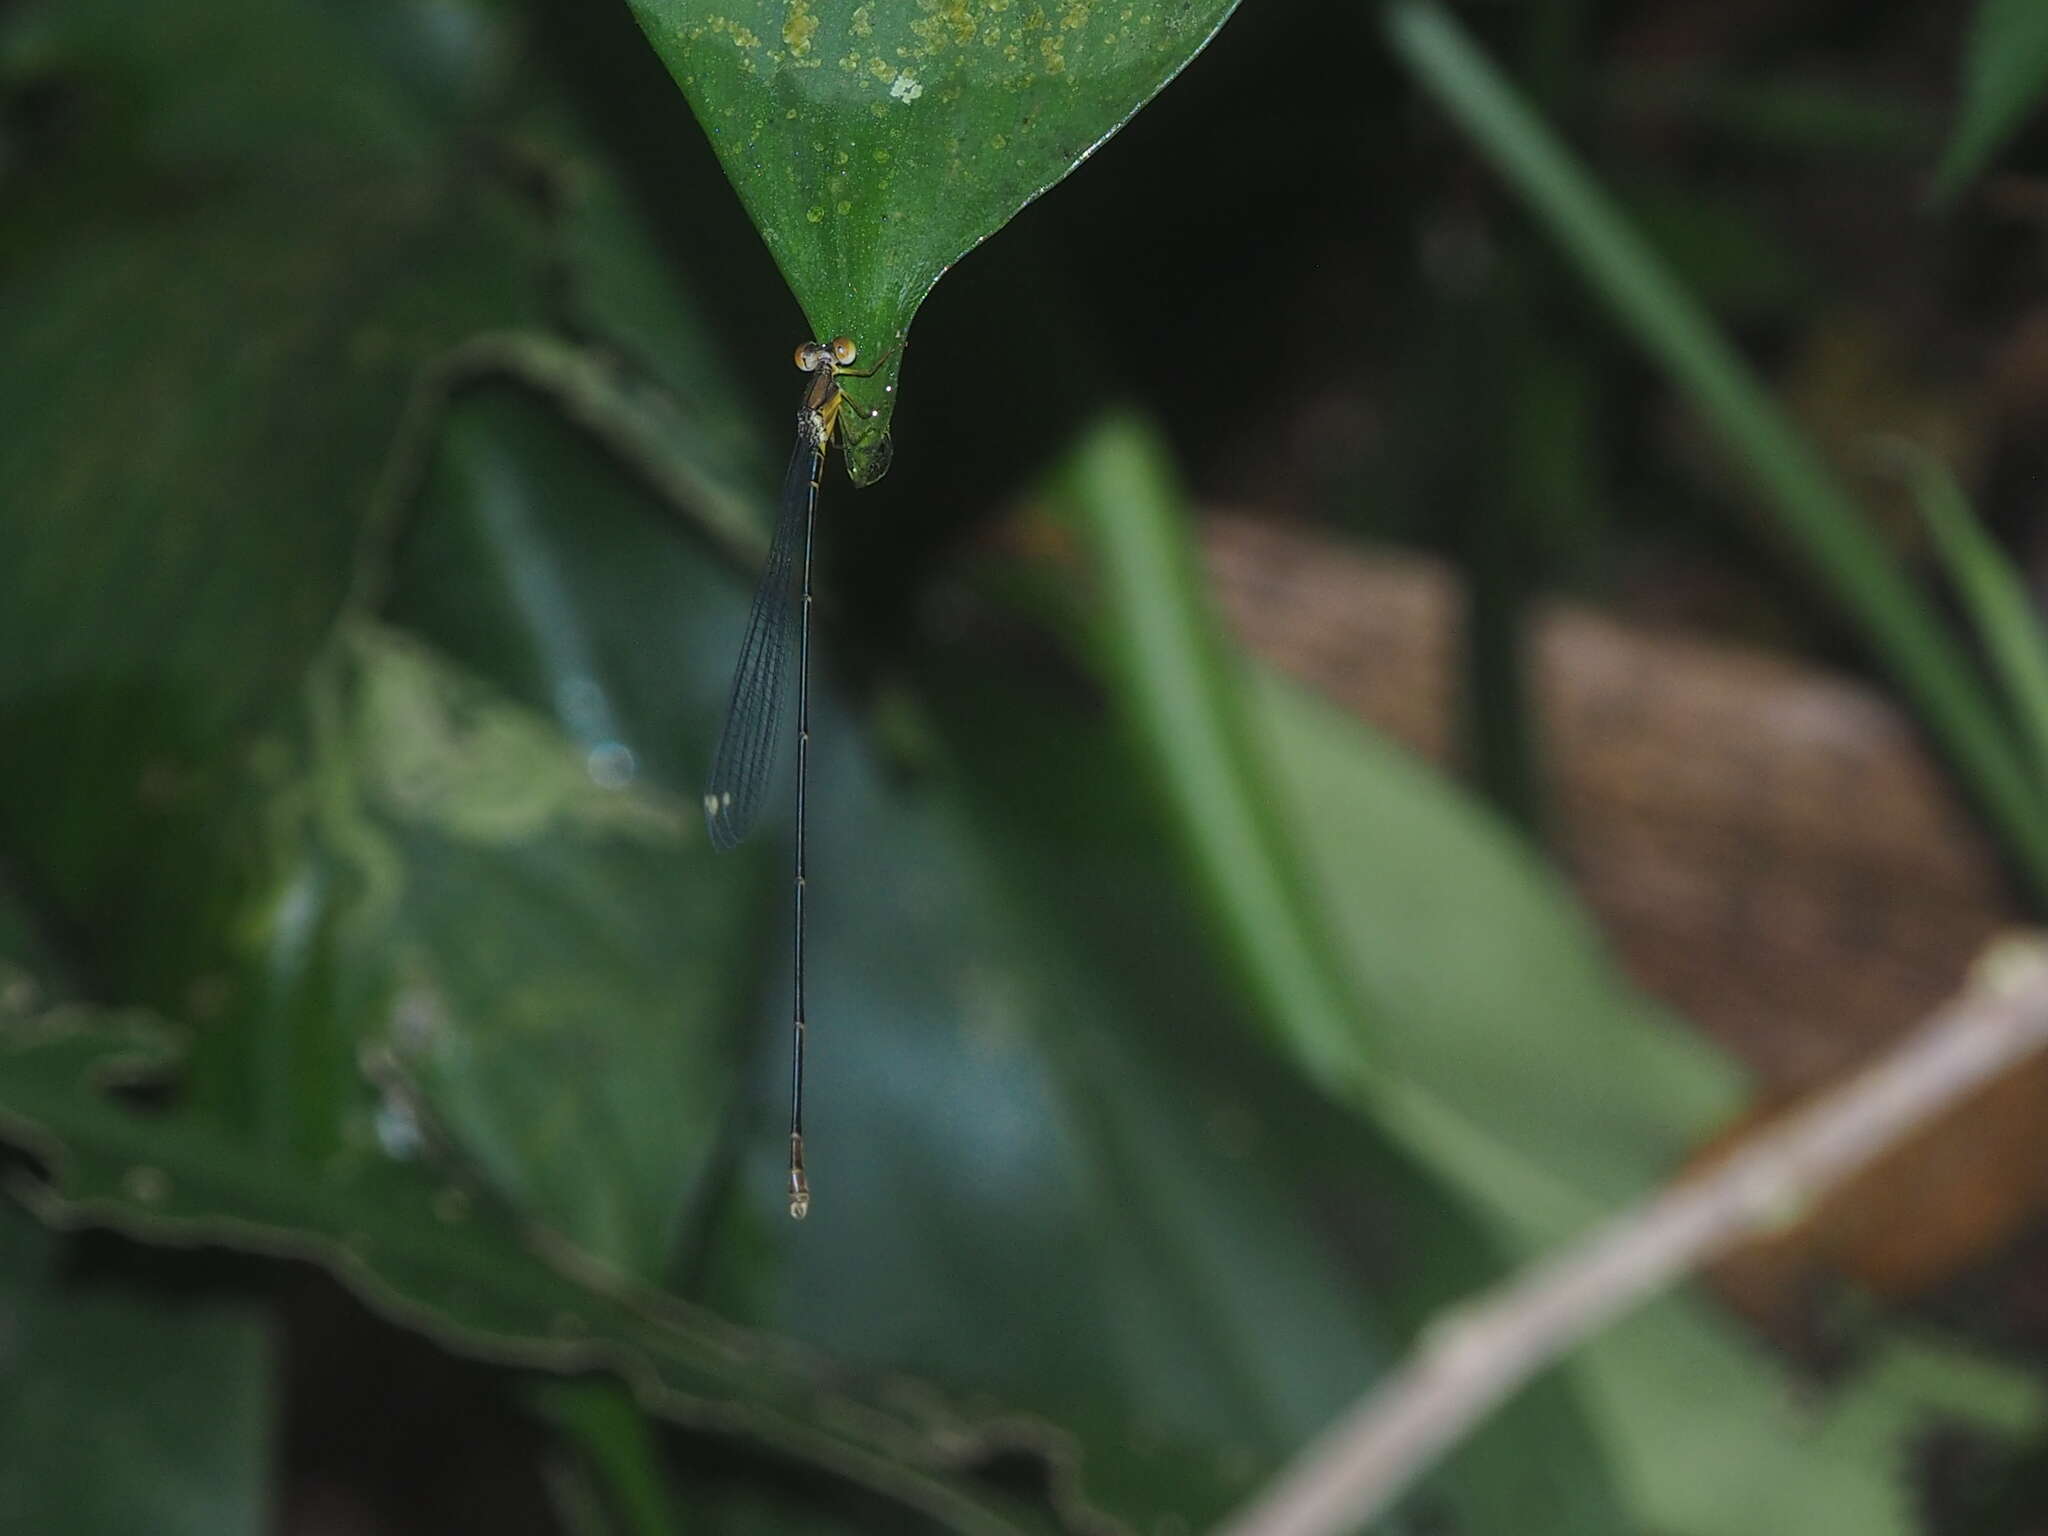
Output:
top-left (794, 341), bottom-right (828, 371)
top-left (830, 335), bottom-right (858, 367)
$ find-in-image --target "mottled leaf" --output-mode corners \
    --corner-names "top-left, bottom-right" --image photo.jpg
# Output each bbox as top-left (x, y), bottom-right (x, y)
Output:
top-left (623, 0), bottom-right (1243, 479)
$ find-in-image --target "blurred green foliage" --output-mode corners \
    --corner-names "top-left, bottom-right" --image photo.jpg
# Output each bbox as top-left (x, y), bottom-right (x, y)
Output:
top-left (6, 1), bottom-right (2048, 1533)
top-left (1388, 0), bottom-right (2048, 903)
top-left (1934, 0), bottom-right (2048, 201)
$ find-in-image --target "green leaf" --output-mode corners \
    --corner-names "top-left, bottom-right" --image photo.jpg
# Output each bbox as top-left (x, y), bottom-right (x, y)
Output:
top-left (288, 617), bottom-right (750, 1280)
top-left (1249, 670), bottom-right (1737, 1213)
top-left (0, 1204), bottom-right (274, 1536)
top-left (375, 384), bottom-right (1627, 1531)
top-left (694, 681), bottom-right (1633, 1535)
top-left (351, 370), bottom-right (785, 1280)
top-left (1873, 437), bottom-right (2048, 800)
top-left (0, 885), bottom-right (275, 1536)
top-left (0, 1006), bottom-right (1078, 1536)
top-left (1934, 0), bottom-right (2048, 203)
top-left (622, 0), bottom-right (1243, 479)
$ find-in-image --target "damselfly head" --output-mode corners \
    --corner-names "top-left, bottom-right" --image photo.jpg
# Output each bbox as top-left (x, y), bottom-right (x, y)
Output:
top-left (793, 340), bottom-right (832, 372)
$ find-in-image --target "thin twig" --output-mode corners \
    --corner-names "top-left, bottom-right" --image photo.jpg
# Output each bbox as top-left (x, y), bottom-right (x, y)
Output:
top-left (1218, 935), bottom-right (2048, 1536)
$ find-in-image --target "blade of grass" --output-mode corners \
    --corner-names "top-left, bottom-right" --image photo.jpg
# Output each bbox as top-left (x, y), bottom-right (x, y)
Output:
top-left (1932, 0), bottom-right (2048, 205)
top-left (1383, 0), bottom-right (2048, 901)
top-left (1049, 414), bottom-right (1372, 1089)
top-left (1871, 437), bottom-right (2048, 796)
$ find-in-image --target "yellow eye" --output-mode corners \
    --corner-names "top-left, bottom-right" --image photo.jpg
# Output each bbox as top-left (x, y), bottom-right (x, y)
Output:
top-left (794, 341), bottom-right (824, 371)
top-left (830, 335), bottom-right (858, 367)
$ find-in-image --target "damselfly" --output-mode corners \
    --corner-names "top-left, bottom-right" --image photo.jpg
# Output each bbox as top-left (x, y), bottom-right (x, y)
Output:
top-left (703, 335), bottom-right (893, 1220)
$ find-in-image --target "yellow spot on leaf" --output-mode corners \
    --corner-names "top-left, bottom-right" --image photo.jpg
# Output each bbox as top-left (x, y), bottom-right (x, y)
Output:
top-left (911, 0), bottom-right (978, 51)
top-left (782, 0), bottom-right (819, 55)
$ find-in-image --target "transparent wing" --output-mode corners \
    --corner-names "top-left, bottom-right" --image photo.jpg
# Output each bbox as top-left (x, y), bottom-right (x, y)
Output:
top-left (704, 429), bottom-right (821, 851)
